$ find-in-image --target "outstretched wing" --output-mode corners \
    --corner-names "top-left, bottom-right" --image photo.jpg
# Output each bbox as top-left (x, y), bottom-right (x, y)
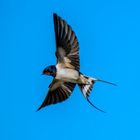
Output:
top-left (37, 81), bottom-right (76, 111)
top-left (53, 13), bottom-right (80, 71)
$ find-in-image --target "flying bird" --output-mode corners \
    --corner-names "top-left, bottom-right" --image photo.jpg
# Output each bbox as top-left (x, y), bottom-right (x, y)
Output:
top-left (37, 13), bottom-right (116, 112)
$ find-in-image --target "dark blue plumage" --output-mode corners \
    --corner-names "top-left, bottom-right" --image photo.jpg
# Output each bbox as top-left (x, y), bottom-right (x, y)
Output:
top-left (42, 65), bottom-right (56, 77)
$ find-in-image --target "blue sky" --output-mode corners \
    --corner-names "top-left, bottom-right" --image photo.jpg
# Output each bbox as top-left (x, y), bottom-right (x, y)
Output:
top-left (0, 0), bottom-right (140, 140)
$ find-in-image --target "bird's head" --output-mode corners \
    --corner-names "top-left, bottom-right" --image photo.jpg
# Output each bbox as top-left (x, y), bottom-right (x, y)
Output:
top-left (42, 65), bottom-right (56, 77)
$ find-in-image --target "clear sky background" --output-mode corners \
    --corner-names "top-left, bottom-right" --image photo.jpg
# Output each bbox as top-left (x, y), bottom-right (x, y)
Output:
top-left (0, 0), bottom-right (140, 140)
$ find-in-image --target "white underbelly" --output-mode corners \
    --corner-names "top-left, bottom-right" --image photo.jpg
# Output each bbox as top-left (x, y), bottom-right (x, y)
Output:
top-left (56, 67), bottom-right (79, 82)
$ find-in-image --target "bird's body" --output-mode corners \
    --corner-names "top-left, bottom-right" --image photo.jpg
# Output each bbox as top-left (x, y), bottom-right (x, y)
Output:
top-left (37, 13), bottom-right (116, 112)
top-left (56, 65), bottom-right (79, 83)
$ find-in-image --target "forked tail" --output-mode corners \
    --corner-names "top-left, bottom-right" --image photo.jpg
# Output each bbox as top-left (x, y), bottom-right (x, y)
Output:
top-left (78, 74), bottom-right (116, 113)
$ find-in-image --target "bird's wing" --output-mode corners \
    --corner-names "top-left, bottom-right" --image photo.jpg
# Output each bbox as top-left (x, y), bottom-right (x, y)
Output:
top-left (37, 80), bottom-right (76, 111)
top-left (53, 13), bottom-right (80, 71)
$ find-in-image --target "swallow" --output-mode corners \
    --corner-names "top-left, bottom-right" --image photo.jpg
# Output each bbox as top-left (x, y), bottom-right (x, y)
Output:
top-left (37, 13), bottom-right (116, 112)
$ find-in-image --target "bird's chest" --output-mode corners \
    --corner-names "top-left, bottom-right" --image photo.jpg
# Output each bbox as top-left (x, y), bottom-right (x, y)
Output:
top-left (56, 67), bottom-right (79, 82)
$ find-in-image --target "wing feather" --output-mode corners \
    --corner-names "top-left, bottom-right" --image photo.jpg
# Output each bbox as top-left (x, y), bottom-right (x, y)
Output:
top-left (53, 13), bottom-right (80, 71)
top-left (37, 82), bottom-right (76, 111)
